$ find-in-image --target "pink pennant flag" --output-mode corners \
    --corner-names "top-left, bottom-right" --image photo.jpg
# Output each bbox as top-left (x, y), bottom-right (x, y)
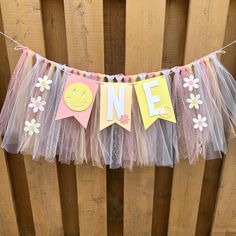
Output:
top-left (55, 74), bottom-right (99, 128)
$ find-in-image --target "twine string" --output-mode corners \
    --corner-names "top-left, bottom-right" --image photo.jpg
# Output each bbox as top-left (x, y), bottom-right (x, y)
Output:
top-left (1, 31), bottom-right (236, 82)
top-left (0, 31), bottom-right (25, 48)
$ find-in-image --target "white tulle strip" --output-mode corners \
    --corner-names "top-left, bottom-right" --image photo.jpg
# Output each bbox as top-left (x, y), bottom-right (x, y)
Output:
top-left (2, 54), bottom-right (47, 154)
top-left (1, 50), bottom-right (236, 168)
top-left (0, 48), bottom-right (33, 135)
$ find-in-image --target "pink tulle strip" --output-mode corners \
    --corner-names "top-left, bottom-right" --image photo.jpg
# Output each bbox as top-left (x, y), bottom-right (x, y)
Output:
top-left (1, 50), bottom-right (236, 169)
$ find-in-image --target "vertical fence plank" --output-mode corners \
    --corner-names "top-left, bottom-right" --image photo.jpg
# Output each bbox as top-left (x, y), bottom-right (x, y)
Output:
top-left (40, 0), bottom-right (80, 234)
top-left (0, 0), bottom-right (45, 71)
top-left (64, 0), bottom-right (104, 72)
top-left (125, 1), bottom-right (166, 73)
top-left (124, 1), bottom-right (166, 235)
top-left (168, 160), bottom-right (205, 236)
top-left (24, 157), bottom-right (63, 235)
top-left (211, 1), bottom-right (236, 233)
top-left (0, 0), bottom-right (64, 235)
top-left (183, 0), bottom-right (230, 62)
top-left (0, 7), bottom-right (10, 109)
top-left (7, 153), bottom-right (35, 235)
top-left (104, 0), bottom-right (126, 75)
top-left (0, 142), bottom-right (19, 236)
top-left (167, 1), bottom-right (230, 235)
top-left (0, 7), bottom-right (19, 235)
top-left (195, 159), bottom-right (223, 235)
top-left (63, 1), bottom-right (107, 235)
top-left (151, 167), bottom-right (173, 236)
top-left (104, 0), bottom-right (126, 235)
top-left (151, 1), bottom-right (189, 235)
top-left (76, 165), bottom-right (107, 236)
top-left (162, 0), bottom-right (189, 69)
top-left (211, 140), bottom-right (236, 235)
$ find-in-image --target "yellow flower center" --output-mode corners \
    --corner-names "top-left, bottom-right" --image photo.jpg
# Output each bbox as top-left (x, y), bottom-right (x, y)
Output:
top-left (41, 80), bottom-right (46, 86)
top-left (29, 125), bottom-right (35, 130)
top-left (192, 98), bottom-right (198, 105)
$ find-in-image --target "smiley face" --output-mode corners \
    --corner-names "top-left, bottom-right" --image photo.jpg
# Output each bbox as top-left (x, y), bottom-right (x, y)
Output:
top-left (64, 82), bottom-right (93, 111)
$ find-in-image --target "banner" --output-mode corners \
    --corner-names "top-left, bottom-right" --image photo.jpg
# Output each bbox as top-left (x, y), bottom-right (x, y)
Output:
top-left (134, 76), bottom-right (176, 129)
top-left (2, 37), bottom-right (235, 168)
top-left (100, 83), bottom-right (132, 131)
top-left (56, 74), bottom-right (98, 128)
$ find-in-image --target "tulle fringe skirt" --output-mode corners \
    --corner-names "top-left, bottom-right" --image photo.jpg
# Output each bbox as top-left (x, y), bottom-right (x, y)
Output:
top-left (0, 48), bottom-right (236, 170)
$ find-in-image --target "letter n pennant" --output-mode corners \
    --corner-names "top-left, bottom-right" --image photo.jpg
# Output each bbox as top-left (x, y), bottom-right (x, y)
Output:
top-left (134, 76), bottom-right (176, 129)
top-left (100, 83), bottom-right (132, 131)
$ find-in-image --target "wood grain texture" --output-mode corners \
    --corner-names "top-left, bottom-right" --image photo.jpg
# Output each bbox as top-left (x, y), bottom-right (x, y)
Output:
top-left (0, 141), bottom-right (19, 236)
top-left (103, 1), bottom-right (125, 235)
top-left (104, 0), bottom-right (125, 75)
top-left (76, 165), bottom-right (107, 236)
top-left (0, 0), bottom-right (45, 71)
top-left (23, 157), bottom-right (63, 235)
top-left (41, 0), bottom-right (68, 63)
top-left (184, 0), bottom-right (230, 63)
top-left (152, 167), bottom-right (173, 236)
top-left (0, 1), bottom-right (64, 235)
top-left (168, 160), bottom-right (205, 236)
top-left (0, 1), bottom-right (35, 235)
top-left (124, 168), bottom-right (155, 236)
top-left (211, 140), bottom-right (236, 234)
top-left (41, 0), bottom-right (80, 234)
top-left (152, 2), bottom-right (189, 234)
top-left (106, 167), bottom-right (124, 236)
top-left (0, 9), bottom-right (18, 235)
top-left (220, 0), bottom-right (236, 77)
top-left (195, 159), bottom-right (223, 235)
top-left (7, 153), bottom-right (35, 235)
top-left (211, 1), bottom-right (236, 233)
top-left (125, 0), bottom-right (166, 74)
top-left (168, 1), bottom-right (230, 235)
top-left (63, 0), bottom-right (104, 72)
top-left (0, 6), bottom-right (11, 109)
top-left (124, 1), bottom-right (166, 235)
top-left (64, 1), bottom-right (107, 235)
top-left (56, 163), bottom-right (80, 235)
top-left (162, 0), bottom-right (189, 69)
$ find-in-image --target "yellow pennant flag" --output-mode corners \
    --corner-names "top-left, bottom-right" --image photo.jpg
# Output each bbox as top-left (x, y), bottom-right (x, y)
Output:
top-left (134, 76), bottom-right (176, 129)
top-left (100, 83), bottom-right (132, 131)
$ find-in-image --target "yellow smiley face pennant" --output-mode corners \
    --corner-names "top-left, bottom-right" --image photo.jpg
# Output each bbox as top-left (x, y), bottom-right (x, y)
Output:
top-left (56, 74), bottom-right (99, 128)
top-left (64, 82), bottom-right (93, 111)
top-left (100, 83), bottom-right (132, 131)
top-left (134, 76), bottom-right (176, 129)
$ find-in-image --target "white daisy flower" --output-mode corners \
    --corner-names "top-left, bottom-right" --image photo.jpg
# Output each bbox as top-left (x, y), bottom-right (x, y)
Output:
top-left (24, 119), bottom-right (41, 136)
top-left (183, 75), bottom-right (199, 91)
top-left (28, 96), bottom-right (46, 113)
top-left (193, 114), bottom-right (208, 132)
top-left (186, 93), bottom-right (203, 109)
top-left (36, 75), bottom-right (52, 92)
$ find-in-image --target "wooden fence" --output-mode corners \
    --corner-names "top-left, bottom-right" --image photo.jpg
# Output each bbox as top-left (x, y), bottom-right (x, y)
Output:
top-left (0, 0), bottom-right (236, 235)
